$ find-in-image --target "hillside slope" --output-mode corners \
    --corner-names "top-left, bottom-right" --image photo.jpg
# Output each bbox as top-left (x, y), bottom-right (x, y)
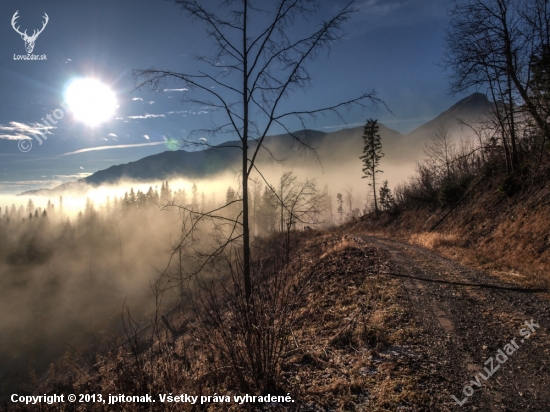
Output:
top-left (355, 170), bottom-right (550, 290)
top-left (10, 231), bottom-right (550, 411)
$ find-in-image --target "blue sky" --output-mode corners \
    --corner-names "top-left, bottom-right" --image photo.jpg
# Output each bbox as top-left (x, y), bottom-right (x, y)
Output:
top-left (0, 0), bottom-right (467, 194)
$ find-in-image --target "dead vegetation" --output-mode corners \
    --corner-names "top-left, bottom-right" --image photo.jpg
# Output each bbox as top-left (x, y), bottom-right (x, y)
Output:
top-left (355, 157), bottom-right (550, 292)
top-left (6, 232), bottom-right (436, 411)
top-left (409, 232), bottom-right (463, 250)
top-left (352, 55), bottom-right (550, 291)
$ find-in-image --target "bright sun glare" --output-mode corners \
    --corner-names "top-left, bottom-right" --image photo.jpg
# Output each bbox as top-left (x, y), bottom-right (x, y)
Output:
top-left (65, 78), bottom-right (117, 127)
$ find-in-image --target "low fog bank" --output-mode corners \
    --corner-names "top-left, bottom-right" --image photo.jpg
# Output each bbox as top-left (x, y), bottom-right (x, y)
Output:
top-left (0, 200), bottom-right (176, 395)
top-left (0, 130), bottom-right (433, 395)
top-left (0, 172), bottom-right (251, 394)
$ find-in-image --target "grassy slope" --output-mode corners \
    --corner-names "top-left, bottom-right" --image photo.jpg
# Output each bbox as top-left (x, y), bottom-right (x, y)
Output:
top-left (352, 172), bottom-right (550, 291)
top-left (9, 232), bottom-right (437, 411)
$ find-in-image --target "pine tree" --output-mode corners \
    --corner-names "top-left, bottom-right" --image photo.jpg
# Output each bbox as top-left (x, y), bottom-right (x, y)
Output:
top-left (379, 180), bottom-right (395, 211)
top-left (258, 186), bottom-right (278, 234)
top-left (146, 187), bottom-right (156, 207)
top-left (180, 189), bottom-right (188, 206)
top-left (360, 119), bottom-right (384, 213)
top-left (123, 192), bottom-right (130, 209)
top-left (161, 181), bottom-right (172, 202)
top-left (128, 188), bottom-right (136, 206)
top-left (191, 183), bottom-right (198, 211)
top-left (105, 196), bottom-right (112, 216)
top-left (137, 190), bottom-right (147, 208)
top-left (336, 193), bottom-right (344, 223)
top-left (85, 198), bottom-right (94, 216)
top-left (58, 196), bottom-right (64, 219)
top-left (26, 199), bottom-right (35, 216)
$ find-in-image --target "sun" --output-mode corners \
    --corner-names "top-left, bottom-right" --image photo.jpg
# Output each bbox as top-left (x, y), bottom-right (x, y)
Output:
top-left (65, 78), bottom-right (117, 127)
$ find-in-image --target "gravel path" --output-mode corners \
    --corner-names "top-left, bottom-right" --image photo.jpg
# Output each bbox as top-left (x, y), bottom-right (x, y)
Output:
top-left (358, 235), bottom-right (550, 411)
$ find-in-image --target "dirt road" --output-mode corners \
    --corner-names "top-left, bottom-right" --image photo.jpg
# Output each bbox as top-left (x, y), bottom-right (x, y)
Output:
top-left (358, 235), bottom-right (550, 411)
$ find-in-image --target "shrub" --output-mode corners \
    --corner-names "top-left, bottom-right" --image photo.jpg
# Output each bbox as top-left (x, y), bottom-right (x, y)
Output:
top-left (438, 175), bottom-right (472, 206)
top-left (498, 172), bottom-right (522, 196)
top-left (409, 232), bottom-right (462, 249)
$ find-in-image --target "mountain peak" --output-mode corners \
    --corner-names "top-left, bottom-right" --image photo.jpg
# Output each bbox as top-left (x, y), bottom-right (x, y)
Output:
top-left (403, 92), bottom-right (493, 149)
top-left (447, 92), bottom-right (491, 113)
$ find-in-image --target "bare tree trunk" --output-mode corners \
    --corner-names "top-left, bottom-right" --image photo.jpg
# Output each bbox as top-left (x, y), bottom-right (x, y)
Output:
top-left (280, 183), bottom-right (284, 233)
top-left (506, 73), bottom-right (519, 168)
top-left (371, 165), bottom-right (378, 213)
top-left (179, 246), bottom-right (184, 304)
top-left (488, 75), bottom-right (512, 173)
top-left (242, 0), bottom-right (251, 303)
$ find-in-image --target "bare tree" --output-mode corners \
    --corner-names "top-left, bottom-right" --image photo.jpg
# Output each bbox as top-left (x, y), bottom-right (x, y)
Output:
top-left (424, 126), bottom-right (455, 179)
top-left (135, 0), bottom-right (381, 301)
top-left (273, 171), bottom-right (326, 261)
top-left (250, 177), bottom-right (263, 237)
top-left (278, 171), bottom-right (298, 234)
top-left (344, 186), bottom-right (353, 217)
top-left (444, 0), bottom-right (550, 172)
top-left (336, 192), bottom-right (344, 223)
top-left (324, 184), bottom-right (334, 227)
top-left (280, 172), bottom-right (326, 231)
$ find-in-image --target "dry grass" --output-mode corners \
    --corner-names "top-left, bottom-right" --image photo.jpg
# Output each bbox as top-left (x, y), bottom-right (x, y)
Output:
top-left (365, 205), bottom-right (550, 291)
top-left (409, 231), bottom-right (462, 250)
top-left (319, 235), bottom-right (358, 259)
top-left (9, 231), bottom-right (433, 411)
top-left (283, 233), bottom-right (428, 410)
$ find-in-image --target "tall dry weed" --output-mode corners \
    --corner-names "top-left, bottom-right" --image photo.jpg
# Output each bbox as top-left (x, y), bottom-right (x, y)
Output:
top-left (409, 232), bottom-right (462, 250)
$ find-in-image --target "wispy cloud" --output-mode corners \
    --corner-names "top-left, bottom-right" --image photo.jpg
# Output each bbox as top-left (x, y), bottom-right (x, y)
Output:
top-left (353, 0), bottom-right (449, 27)
top-left (0, 122), bottom-right (55, 140)
top-left (53, 173), bottom-right (92, 179)
top-left (0, 180), bottom-right (59, 186)
top-left (60, 142), bottom-right (165, 156)
top-left (380, 116), bottom-right (434, 125)
top-left (0, 174), bottom-right (94, 189)
top-left (322, 122), bottom-right (365, 130)
top-left (163, 88), bottom-right (188, 92)
top-left (357, 0), bottom-right (402, 16)
top-left (127, 113), bottom-right (166, 119)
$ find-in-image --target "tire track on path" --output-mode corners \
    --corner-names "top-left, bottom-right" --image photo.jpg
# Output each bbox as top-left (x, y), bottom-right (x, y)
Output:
top-left (358, 234), bottom-right (550, 411)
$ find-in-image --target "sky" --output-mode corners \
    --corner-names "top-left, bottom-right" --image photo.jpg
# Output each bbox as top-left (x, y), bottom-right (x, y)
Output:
top-left (0, 0), bottom-right (468, 194)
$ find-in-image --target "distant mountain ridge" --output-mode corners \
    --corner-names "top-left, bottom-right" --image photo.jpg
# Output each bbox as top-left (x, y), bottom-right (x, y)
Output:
top-left (20, 93), bottom-right (491, 196)
top-left (405, 92), bottom-right (492, 147)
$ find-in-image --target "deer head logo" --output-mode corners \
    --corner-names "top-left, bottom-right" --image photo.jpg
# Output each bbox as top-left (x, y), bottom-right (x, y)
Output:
top-left (11, 11), bottom-right (49, 54)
